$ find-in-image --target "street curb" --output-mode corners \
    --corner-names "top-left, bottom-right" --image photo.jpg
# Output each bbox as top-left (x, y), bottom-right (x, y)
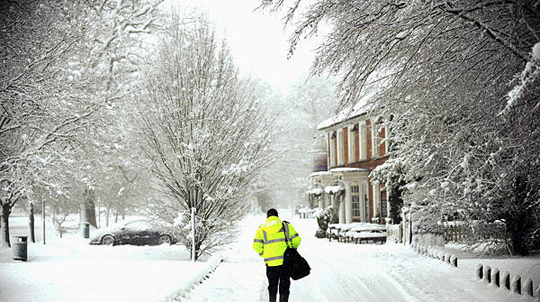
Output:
top-left (162, 253), bottom-right (224, 302)
top-left (475, 263), bottom-right (539, 299)
top-left (411, 243), bottom-right (458, 267)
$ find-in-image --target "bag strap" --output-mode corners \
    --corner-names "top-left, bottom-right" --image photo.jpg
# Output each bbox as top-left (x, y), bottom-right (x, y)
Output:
top-left (282, 222), bottom-right (292, 248)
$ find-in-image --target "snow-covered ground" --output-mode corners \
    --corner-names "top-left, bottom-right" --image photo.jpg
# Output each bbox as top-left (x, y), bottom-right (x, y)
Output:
top-left (1, 215), bottom-right (539, 302)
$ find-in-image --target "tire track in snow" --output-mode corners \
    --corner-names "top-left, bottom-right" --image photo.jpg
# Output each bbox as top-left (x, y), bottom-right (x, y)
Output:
top-left (291, 246), bottom-right (418, 302)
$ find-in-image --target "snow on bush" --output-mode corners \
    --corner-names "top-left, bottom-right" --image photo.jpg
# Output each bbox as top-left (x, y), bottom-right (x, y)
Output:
top-left (533, 42), bottom-right (540, 60)
top-left (501, 42), bottom-right (540, 115)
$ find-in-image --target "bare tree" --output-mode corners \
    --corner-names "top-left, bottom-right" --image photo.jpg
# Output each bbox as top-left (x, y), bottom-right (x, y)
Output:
top-left (139, 14), bottom-right (274, 260)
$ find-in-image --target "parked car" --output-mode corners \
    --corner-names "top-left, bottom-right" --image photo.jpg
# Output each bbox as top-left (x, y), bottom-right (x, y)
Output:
top-left (89, 219), bottom-right (178, 246)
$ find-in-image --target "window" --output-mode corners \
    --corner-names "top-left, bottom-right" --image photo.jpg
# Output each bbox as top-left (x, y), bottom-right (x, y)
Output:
top-left (351, 183), bottom-right (360, 218)
top-left (359, 122), bottom-right (367, 160)
top-left (329, 132), bottom-right (336, 167)
top-left (337, 129), bottom-right (344, 165)
top-left (343, 127), bottom-right (349, 164)
top-left (384, 125), bottom-right (390, 155)
top-left (361, 182), bottom-right (369, 222)
top-left (348, 125), bottom-right (357, 163)
top-left (372, 183), bottom-right (380, 218)
top-left (381, 188), bottom-right (387, 218)
top-left (372, 123), bottom-right (381, 158)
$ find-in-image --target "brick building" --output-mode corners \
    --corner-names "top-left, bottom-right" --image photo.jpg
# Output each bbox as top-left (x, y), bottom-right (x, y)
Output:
top-left (309, 97), bottom-right (390, 224)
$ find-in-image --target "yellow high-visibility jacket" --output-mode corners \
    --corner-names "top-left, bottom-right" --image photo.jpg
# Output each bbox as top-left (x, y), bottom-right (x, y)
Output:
top-left (253, 216), bottom-right (301, 266)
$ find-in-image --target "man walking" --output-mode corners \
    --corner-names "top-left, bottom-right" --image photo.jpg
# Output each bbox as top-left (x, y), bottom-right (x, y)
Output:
top-left (253, 208), bottom-right (301, 302)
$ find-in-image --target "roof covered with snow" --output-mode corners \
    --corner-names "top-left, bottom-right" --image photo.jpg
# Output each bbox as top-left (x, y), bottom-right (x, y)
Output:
top-left (317, 91), bottom-right (376, 130)
top-left (308, 171), bottom-right (333, 178)
top-left (330, 167), bottom-right (368, 173)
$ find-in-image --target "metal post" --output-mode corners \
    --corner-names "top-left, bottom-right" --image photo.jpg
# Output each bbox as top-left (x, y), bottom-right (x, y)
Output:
top-left (191, 207), bottom-right (196, 262)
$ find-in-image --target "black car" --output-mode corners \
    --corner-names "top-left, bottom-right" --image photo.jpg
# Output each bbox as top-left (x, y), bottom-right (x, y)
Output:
top-left (89, 219), bottom-right (178, 246)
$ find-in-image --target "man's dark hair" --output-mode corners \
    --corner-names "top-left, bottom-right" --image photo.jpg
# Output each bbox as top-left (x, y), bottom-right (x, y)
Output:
top-left (267, 208), bottom-right (278, 218)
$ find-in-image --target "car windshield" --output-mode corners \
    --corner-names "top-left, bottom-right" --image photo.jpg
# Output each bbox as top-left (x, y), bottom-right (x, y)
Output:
top-left (123, 220), bottom-right (151, 231)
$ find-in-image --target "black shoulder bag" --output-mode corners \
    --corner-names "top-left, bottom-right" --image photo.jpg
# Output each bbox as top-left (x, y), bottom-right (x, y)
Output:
top-left (282, 222), bottom-right (311, 280)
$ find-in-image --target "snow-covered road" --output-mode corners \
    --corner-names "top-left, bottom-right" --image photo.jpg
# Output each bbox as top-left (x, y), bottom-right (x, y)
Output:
top-left (187, 216), bottom-right (533, 302)
top-left (1, 215), bottom-right (536, 302)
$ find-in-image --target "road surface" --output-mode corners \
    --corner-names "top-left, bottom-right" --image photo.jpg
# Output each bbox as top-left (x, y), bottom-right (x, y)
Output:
top-left (186, 216), bottom-right (526, 302)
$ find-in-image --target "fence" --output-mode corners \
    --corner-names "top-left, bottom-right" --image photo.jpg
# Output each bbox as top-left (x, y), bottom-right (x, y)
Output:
top-left (443, 221), bottom-right (506, 243)
top-left (387, 224), bottom-right (402, 244)
top-left (444, 224), bottom-right (469, 243)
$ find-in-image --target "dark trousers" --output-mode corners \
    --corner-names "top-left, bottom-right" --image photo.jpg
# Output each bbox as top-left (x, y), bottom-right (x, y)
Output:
top-left (266, 265), bottom-right (291, 296)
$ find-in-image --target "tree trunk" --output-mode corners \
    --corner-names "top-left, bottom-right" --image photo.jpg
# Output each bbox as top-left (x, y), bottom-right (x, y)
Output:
top-left (506, 175), bottom-right (535, 256)
top-left (190, 241), bottom-right (202, 262)
top-left (81, 187), bottom-right (97, 228)
top-left (106, 206), bottom-right (110, 227)
top-left (29, 203), bottom-right (35, 243)
top-left (1, 203), bottom-right (11, 248)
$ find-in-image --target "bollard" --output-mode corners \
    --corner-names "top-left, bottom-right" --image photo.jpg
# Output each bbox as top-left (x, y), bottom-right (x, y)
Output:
top-left (484, 266), bottom-right (492, 283)
top-left (502, 271), bottom-right (511, 290)
top-left (523, 278), bottom-right (533, 297)
top-left (82, 222), bottom-right (90, 239)
top-left (492, 268), bottom-right (500, 287)
top-left (12, 236), bottom-right (28, 261)
top-left (450, 255), bottom-right (458, 267)
top-left (476, 264), bottom-right (484, 280)
top-left (511, 274), bottom-right (521, 295)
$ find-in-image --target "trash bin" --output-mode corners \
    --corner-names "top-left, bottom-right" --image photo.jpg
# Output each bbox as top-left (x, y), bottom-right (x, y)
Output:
top-left (83, 222), bottom-right (90, 239)
top-left (12, 236), bottom-right (28, 261)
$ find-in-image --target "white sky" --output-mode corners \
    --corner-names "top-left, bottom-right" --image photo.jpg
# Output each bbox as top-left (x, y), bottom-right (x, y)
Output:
top-left (172, 0), bottom-right (318, 91)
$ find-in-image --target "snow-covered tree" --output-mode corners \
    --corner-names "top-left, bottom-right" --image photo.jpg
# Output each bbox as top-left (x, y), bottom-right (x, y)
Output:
top-left (261, 0), bottom-right (540, 255)
top-left (0, 0), bottom-right (163, 247)
top-left (0, 0), bottom-right (96, 247)
top-left (63, 0), bottom-right (163, 230)
top-left (139, 14), bottom-right (274, 260)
